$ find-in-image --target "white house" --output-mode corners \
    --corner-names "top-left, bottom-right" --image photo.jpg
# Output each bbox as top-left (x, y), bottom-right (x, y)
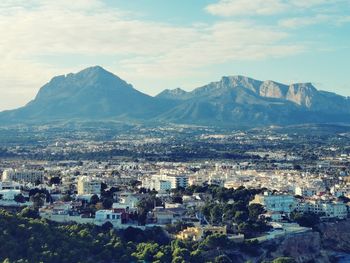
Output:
top-left (95, 210), bottom-right (122, 227)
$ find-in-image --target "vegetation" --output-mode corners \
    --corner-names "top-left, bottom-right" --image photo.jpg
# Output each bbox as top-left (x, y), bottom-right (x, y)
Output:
top-left (175, 185), bottom-right (271, 238)
top-left (290, 212), bottom-right (320, 228)
top-left (0, 208), bottom-right (278, 263)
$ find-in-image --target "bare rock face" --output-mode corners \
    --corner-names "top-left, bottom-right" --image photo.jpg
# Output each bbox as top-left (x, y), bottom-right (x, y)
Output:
top-left (317, 220), bottom-right (350, 252)
top-left (259, 80), bottom-right (289, 99)
top-left (286, 83), bottom-right (317, 108)
top-left (266, 231), bottom-right (330, 263)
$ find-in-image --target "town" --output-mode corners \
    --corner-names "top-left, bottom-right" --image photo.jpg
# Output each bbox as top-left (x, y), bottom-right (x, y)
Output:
top-left (0, 124), bottom-right (349, 262)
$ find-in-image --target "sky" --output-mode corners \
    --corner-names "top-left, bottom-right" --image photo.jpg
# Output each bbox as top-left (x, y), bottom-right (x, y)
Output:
top-left (0, 0), bottom-right (349, 110)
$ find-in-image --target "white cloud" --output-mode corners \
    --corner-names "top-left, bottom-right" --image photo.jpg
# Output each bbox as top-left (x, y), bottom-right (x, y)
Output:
top-left (279, 14), bottom-right (350, 28)
top-left (205, 0), bottom-right (287, 16)
top-left (0, 0), bottom-right (304, 110)
top-left (279, 14), bottom-right (331, 28)
top-left (205, 0), bottom-right (343, 17)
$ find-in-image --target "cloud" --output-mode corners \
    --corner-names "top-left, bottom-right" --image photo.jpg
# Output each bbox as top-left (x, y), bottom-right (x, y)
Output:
top-left (279, 14), bottom-right (331, 28)
top-left (279, 14), bottom-right (350, 28)
top-left (117, 21), bottom-right (303, 79)
top-left (0, 0), bottom-right (304, 110)
top-left (205, 0), bottom-right (287, 16)
top-left (205, 0), bottom-right (342, 17)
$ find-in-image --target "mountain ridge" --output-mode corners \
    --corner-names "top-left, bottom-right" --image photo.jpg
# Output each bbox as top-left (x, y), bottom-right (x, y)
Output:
top-left (0, 66), bottom-right (349, 126)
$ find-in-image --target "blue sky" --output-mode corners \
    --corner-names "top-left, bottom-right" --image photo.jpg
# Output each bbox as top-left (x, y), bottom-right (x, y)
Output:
top-left (0, 0), bottom-right (349, 110)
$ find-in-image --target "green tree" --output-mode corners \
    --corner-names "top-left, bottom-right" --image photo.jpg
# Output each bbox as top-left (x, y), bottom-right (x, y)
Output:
top-left (291, 212), bottom-right (320, 228)
top-left (18, 207), bottom-right (39, 219)
top-left (172, 247), bottom-right (190, 261)
top-left (90, 194), bottom-right (99, 205)
top-left (215, 255), bottom-right (232, 263)
top-left (210, 205), bottom-right (222, 224)
top-left (30, 193), bottom-right (45, 209)
top-left (14, 194), bottom-right (25, 203)
top-left (60, 194), bottom-right (72, 202)
top-left (272, 257), bottom-right (296, 263)
top-left (102, 198), bottom-right (113, 209)
top-left (234, 211), bottom-right (248, 224)
top-left (248, 203), bottom-right (265, 221)
top-left (202, 234), bottom-right (230, 249)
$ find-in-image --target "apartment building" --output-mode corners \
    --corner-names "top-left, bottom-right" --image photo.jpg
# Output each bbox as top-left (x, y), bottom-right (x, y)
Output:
top-left (250, 192), bottom-right (296, 214)
top-left (77, 176), bottom-right (101, 195)
top-left (2, 168), bottom-right (44, 184)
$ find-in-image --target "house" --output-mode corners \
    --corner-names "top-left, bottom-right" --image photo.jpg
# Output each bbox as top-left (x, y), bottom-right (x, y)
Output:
top-left (151, 207), bottom-right (186, 225)
top-left (95, 209), bottom-right (122, 227)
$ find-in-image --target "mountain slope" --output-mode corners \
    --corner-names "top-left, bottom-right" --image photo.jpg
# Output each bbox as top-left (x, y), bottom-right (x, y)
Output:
top-left (0, 67), bottom-right (349, 126)
top-left (156, 88), bottom-right (189, 100)
top-left (0, 66), bottom-right (175, 123)
top-left (157, 76), bottom-right (350, 125)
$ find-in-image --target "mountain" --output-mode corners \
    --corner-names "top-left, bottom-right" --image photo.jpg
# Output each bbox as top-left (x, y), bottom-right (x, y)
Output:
top-left (0, 66), bottom-right (174, 123)
top-left (156, 87), bottom-right (189, 100)
top-left (156, 75), bottom-right (350, 125)
top-left (0, 67), bottom-right (349, 126)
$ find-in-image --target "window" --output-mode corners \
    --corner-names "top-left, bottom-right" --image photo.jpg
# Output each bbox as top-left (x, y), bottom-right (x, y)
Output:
top-left (107, 214), bottom-right (110, 219)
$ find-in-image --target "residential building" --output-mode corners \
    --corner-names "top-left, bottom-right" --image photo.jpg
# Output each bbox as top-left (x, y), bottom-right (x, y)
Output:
top-left (77, 176), bottom-right (101, 195)
top-left (250, 192), bottom-right (296, 214)
top-left (2, 168), bottom-right (44, 184)
top-left (295, 186), bottom-right (317, 197)
top-left (95, 210), bottom-right (122, 226)
top-left (296, 199), bottom-right (348, 219)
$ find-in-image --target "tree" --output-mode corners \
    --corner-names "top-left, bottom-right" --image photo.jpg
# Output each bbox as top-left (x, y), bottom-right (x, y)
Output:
top-left (60, 194), bottom-right (73, 202)
top-left (132, 243), bottom-right (159, 262)
top-left (49, 176), bottom-right (61, 185)
top-left (14, 194), bottom-right (25, 203)
top-left (202, 234), bottom-right (230, 250)
top-left (272, 257), bottom-right (296, 263)
top-left (234, 211), bottom-right (248, 224)
top-left (102, 198), bottom-right (113, 209)
top-left (248, 204), bottom-right (265, 221)
top-left (210, 205), bottom-right (222, 224)
top-left (172, 248), bottom-right (190, 262)
top-left (293, 164), bottom-right (302, 170)
top-left (90, 194), bottom-right (99, 205)
top-left (101, 221), bottom-right (114, 231)
top-left (31, 193), bottom-right (45, 209)
top-left (215, 255), bottom-right (232, 263)
top-left (18, 207), bottom-right (39, 219)
top-left (101, 182), bottom-right (108, 192)
top-left (291, 212), bottom-right (320, 228)
top-left (172, 196), bottom-right (183, 204)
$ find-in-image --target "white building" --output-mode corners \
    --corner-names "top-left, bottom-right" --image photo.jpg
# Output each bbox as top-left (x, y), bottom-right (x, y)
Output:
top-left (330, 184), bottom-right (350, 198)
top-left (296, 199), bottom-right (348, 219)
top-left (0, 181), bottom-right (22, 190)
top-left (295, 186), bottom-right (317, 197)
top-left (165, 174), bottom-right (188, 189)
top-left (77, 176), bottom-right (101, 195)
top-left (95, 210), bottom-right (122, 227)
top-left (0, 189), bottom-right (21, 201)
top-left (155, 180), bottom-right (172, 192)
top-left (2, 169), bottom-right (44, 184)
top-left (142, 174), bottom-right (188, 192)
top-left (250, 192), bottom-right (296, 214)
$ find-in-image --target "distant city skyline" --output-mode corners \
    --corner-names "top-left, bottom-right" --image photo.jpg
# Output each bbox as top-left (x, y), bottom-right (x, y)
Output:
top-left (0, 0), bottom-right (349, 110)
